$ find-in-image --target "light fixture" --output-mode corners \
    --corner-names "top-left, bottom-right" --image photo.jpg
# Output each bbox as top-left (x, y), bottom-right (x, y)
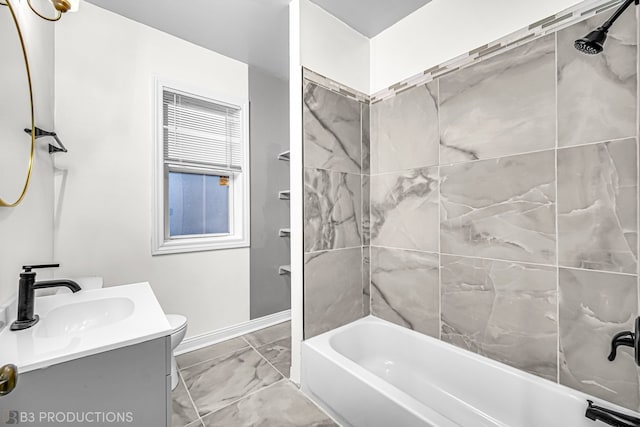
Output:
top-left (0, 0), bottom-right (80, 21)
top-left (27, 0), bottom-right (79, 21)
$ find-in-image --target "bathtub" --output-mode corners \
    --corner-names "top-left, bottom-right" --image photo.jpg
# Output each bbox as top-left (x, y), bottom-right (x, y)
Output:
top-left (301, 316), bottom-right (638, 427)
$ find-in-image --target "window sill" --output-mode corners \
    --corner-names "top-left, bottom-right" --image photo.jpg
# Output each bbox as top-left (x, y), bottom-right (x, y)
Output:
top-left (152, 237), bottom-right (249, 255)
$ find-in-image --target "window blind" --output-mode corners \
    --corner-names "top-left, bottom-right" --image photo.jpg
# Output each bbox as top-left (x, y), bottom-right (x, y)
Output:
top-left (163, 88), bottom-right (243, 171)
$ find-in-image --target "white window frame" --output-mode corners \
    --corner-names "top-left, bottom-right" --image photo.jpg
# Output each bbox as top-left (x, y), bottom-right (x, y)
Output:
top-left (152, 78), bottom-right (250, 255)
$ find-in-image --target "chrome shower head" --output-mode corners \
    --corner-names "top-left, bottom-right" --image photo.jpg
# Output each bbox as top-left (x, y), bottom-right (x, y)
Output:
top-left (574, 27), bottom-right (607, 55)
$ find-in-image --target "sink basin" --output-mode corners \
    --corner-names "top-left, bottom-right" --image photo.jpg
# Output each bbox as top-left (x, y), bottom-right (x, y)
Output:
top-left (1, 282), bottom-right (171, 374)
top-left (35, 297), bottom-right (135, 338)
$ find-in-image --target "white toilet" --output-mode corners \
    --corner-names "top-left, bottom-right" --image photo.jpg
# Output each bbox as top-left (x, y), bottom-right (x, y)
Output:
top-left (166, 314), bottom-right (188, 390)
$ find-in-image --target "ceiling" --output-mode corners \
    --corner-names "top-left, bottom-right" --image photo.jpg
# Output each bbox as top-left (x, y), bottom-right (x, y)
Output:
top-left (85, 0), bottom-right (432, 80)
top-left (310, 0), bottom-right (432, 37)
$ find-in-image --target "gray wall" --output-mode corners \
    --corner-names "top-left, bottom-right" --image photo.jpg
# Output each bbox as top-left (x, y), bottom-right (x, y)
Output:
top-left (249, 66), bottom-right (290, 319)
top-left (368, 10), bottom-right (639, 411)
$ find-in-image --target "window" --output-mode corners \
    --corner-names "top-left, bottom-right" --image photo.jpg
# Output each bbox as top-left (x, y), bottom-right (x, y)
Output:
top-left (153, 80), bottom-right (249, 254)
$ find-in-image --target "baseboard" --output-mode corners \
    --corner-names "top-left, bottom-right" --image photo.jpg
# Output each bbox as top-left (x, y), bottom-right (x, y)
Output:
top-left (175, 309), bottom-right (291, 356)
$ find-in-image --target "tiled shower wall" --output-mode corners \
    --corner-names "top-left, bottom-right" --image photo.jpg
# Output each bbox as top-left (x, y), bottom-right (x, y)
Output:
top-left (370, 9), bottom-right (640, 411)
top-left (302, 76), bottom-right (370, 339)
top-left (301, 2), bottom-right (640, 412)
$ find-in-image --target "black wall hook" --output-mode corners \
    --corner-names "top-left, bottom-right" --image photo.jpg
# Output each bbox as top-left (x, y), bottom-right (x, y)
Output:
top-left (24, 127), bottom-right (67, 154)
top-left (608, 317), bottom-right (640, 365)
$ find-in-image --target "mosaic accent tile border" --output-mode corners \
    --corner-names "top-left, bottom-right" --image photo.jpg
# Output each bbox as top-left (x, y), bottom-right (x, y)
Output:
top-left (370, 0), bottom-right (623, 103)
top-left (303, 68), bottom-right (370, 104)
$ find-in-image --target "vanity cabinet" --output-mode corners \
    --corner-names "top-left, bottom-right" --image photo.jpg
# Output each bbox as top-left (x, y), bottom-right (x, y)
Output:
top-left (0, 336), bottom-right (170, 427)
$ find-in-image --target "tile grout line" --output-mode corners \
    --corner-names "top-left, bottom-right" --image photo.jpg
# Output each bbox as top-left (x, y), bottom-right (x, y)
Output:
top-left (437, 78), bottom-right (443, 341)
top-left (176, 368), bottom-right (206, 427)
top-left (361, 102), bottom-right (364, 254)
top-left (240, 335), bottom-right (290, 379)
top-left (243, 333), bottom-right (343, 425)
top-left (369, 101), bottom-right (373, 317)
top-left (369, 244), bottom-right (372, 317)
top-left (183, 420), bottom-right (205, 427)
top-left (636, 4), bottom-right (640, 372)
top-left (360, 101), bottom-right (364, 250)
top-left (199, 378), bottom-right (291, 424)
top-left (368, 244), bottom-right (639, 277)
top-left (177, 329), bottom-right (290, 424)
top-left (360, 100), bottom-right (366, 319)
top-left (177, 341), bottom-right (251, 371)
top-left (305, 245), bottom-right (367, 255)
top-left (303, 165), bottom-right (363, 177)
top-left (555, 30), bottom-right (561, 386)
top-left (367, 135), bottom-right (637, 178)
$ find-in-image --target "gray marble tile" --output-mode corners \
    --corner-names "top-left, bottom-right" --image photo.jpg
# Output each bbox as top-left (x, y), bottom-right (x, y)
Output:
top-left (177, 337), bottom-right (249, 369)
top-left (559, 268), bottom-right (639, 410)
top-left (257, 337), bottom-right (291, 378)
top-left (304, 248), bottom-right (363, 338)
top-left (439, 35), bottom-right (555, 163)
top-left (181, 347), bottom-right (282, 417)
top-left (558, 11), bottom-right (637, 147)
top-left (362, 174), bottom-right (370, 246)
top-left (304, 168), bottom-right (362, 252)
top-left (440, 150), bottom-right (556, 264)
top-left (244, 321), bottom-right (291, 348)
top-left (558, 139), bottom-right (638, 273)
top-left (363, 246), bottom-right (371, 316)
top-left (371, 247), bottom-right (440, 338)
top-left (362, 102), bottom-right (370, 175)
top-left (371, 167), bottom-right (439, 252)
top-left (371, 82), bottom-right (439, 173)
top-left (172, 375), bottom-right (200, 427)
top-left (202, 380), bottom-right (336, 427)
top-left (441, 255), bottom-right (557, 381)
top-left (303, 81), bottom-right (361, 174)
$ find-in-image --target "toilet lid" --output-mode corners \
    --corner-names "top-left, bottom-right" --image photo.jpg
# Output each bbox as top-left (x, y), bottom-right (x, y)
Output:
top-left (166, 314), bottom-right (187, 332)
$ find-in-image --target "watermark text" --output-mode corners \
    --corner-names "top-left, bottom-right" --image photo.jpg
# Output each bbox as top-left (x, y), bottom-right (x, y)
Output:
top-left (3, 410), bottom-right (134, 424)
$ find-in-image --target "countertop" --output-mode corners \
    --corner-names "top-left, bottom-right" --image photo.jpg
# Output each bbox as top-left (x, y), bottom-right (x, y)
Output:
top-left (0, 282), bottom-right (172, 373)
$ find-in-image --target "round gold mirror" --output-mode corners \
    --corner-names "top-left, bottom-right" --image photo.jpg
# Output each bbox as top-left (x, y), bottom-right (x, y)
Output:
top-left (0, 0), bottom-right (35, 208)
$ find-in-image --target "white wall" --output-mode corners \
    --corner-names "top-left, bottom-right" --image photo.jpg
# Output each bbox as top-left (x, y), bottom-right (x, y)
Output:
top-left (0, 1), bottom-right (55, 306)
top-left (289, 0), bottom-right (303, 384)
top-left (370, 0), bottom-right (597, 92)
top-left (300, 0), bottom-right (370, 94)
top-left (54, 3), bottom-right (250, 338)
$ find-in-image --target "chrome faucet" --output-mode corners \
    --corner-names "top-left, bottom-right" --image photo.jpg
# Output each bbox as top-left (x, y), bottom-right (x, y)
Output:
top-left (10, 264), bottom-right (81, 331)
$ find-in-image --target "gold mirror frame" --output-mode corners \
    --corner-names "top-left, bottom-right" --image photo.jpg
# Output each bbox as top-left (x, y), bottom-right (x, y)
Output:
top-left (0, 0), bottom-right (36, 208)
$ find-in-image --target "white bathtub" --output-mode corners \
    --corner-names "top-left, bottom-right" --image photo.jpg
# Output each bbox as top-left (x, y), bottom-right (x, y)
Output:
top-left (301, 316), bottom-right (638, 427)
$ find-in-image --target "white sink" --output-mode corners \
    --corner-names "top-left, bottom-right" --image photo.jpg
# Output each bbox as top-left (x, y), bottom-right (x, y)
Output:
top-left (35, 297), bottom-right (135, 338)
top-left (0, 282), bottom-right (172, 373)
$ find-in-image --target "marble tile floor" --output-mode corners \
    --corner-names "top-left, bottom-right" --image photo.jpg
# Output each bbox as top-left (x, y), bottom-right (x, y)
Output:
top-left (172, 321), bottom-right (337, 427)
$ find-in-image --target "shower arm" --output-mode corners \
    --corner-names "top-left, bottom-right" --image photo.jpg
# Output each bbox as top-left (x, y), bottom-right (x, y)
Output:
top-left (601, 0), bottom-right (638, 31)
